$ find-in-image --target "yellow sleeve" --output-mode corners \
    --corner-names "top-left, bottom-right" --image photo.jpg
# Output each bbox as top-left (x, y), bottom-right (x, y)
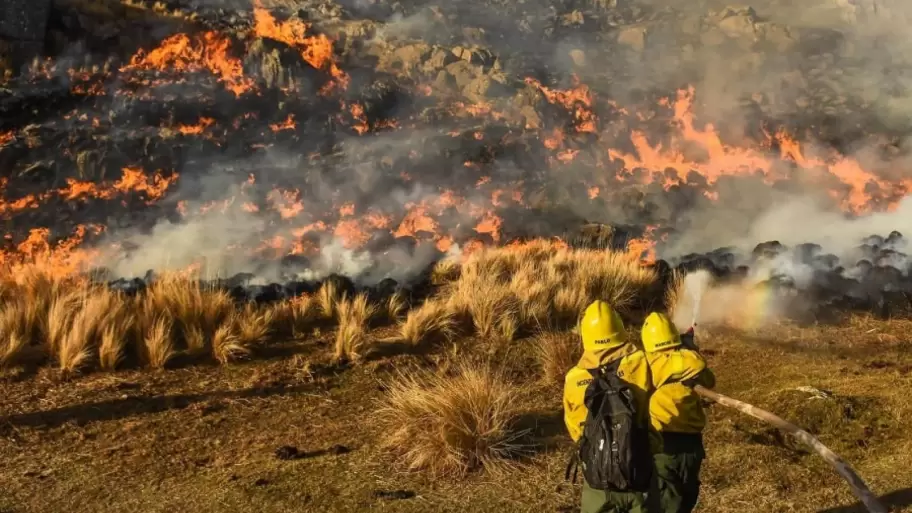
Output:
top-left (649, 349), bottom-right (706, 386)
top-left (673, 349), bottom-right (707, 382)
top-left (563, 367), bottom-right (590, 442)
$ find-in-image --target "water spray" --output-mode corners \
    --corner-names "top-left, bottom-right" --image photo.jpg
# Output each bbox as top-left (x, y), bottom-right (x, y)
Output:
top-left (677, 271), bottom-right (886, 513)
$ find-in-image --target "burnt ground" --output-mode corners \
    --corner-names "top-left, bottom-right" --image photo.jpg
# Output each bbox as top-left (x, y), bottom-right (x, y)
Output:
top-left (1, 317), bottom-right (911, 513)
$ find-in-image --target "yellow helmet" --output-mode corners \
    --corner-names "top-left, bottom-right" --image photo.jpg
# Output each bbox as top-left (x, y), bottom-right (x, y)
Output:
top-left (641, 312), bottom-right (681, 352)
top-left (579, 300), bottom-right (627, 351)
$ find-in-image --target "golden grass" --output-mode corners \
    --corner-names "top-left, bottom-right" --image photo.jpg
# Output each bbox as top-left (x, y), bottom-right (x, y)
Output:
top-left (430, 258), bottom-right (461, 285)
top-left (384, 291), bottom-right (407, 322)
top-left (317, 281), bottom-right (343, 320)
top-left (143, 316), bottom-right (174, 369)
top-left (269, 295), bottom-right (319, 337)
top-left (375, 362), bottom-right (530, 476)
top-left (396, 298), bottom-right (457, 347)
top-left (334, 293), bottom-right (377, 362)
top-left (0, 245), bottom-right (657, 372)
top-left (533, 331), bottom-right (580, 385)
top-left (664, 269), bottom-right (685, 317)
top-left (445, 246), bottom-right (656, 337)
top-left (212, 323), bottom-right (248, 364)
top-left (138, 276), bottom-right (235, 353)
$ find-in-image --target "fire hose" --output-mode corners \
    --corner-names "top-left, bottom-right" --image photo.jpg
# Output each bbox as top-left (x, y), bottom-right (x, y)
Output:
top-left (680, 278), bottom-right (885, 512)
top-left (693, 385), bottom-right (887, 513)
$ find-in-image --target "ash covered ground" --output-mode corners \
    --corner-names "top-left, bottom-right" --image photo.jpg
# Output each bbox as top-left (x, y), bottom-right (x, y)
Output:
top-left (3, 0), bottom-right (912, 316)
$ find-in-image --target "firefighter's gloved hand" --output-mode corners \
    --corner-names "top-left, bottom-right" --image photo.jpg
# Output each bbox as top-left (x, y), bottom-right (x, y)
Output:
top-left (680, 327), bottom-right (696, 350)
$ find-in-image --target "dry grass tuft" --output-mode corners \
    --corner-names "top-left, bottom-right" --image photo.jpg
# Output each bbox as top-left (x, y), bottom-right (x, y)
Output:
top-left (442, 246), bottom-right (656, 336)
top-left (664, 269), bottom-right (686, 317)
top-left (0, 302), bottom-right (31, 368)
top-left (139, 277), bottom-right (235, 354)
top-left (0, 332), bottom-right (27, 368)
top-left (333, 293), bottom-right (377, 362)
top-left (430, 258), bottom-right (461, 285)
top-left (317, 281), bottom-right (343, 321)
top-left (396, 299), bottom-right (457, 348)
top-left (385, 291), bottom-right (407, 322)
top-left (375, 362), bottom-right (529, 476)
top-left (269, 295), bottom-right (318, 337)
top-left (234, 304), bottom-right (273, 346)
top-left (57, 288), bottom-right (124, 373)
top-left (99, 316), bottom-right (133, 371)
top-left (534, 332), bottom-right (581, 385)
top-left (143, 316), bottom-right (174, 369)
top-left (212, 322), bottom-right (249, 364)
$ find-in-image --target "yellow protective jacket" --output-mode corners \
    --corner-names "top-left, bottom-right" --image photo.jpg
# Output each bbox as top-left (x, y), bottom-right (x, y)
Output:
top-left (646, 348), bottom-right (715, 434)
top-left (562, 342), bottom-right (653, 443)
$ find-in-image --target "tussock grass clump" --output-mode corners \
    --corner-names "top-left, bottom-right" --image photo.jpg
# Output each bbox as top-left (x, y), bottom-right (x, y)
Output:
top-left (396, 298), bottom-right (457, 348)
top-left (430, 258), bottom-right (461, 285)
top-left (317, 281), bottom-right (344, 321)
top-left (334, 293), bottom-right (377, 362)
top-left (534, 332), bottom-right (581, 385)
top-left (212, 322), bottom-right (248, 364)
top-left (664, 269), bottom-right (686, 317)
top-left (269, 295), bottom-right (319, 337)
top-left (138, 276), bottom-right (235, 355)
top-left (384, 291), bottom-right (407, 323)
top-left (143, 316), bottom-right (174, 369)
top-left (444, 245), bottom-right (656, 337)
top-left (57, 288), bottom-right (128, 373)
top-left (376, 362), bottom-right (529, 476)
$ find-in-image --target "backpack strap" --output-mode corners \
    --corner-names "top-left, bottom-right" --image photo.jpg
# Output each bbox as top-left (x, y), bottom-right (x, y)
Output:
top-left (564, 450), bottom-right (579, 483)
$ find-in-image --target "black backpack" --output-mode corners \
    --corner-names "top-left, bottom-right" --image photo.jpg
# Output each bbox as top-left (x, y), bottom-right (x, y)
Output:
top-left (566, 359), bottom-right (653, 492)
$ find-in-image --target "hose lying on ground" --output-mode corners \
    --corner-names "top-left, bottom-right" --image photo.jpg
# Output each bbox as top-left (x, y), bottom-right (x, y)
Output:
top-left (693, 385), bottom-right (887, 513)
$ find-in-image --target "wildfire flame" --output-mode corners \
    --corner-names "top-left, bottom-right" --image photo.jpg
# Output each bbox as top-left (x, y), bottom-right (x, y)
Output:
top-left (122, 32), bottom-right (255, 96)
top-left (3, 3), bottom-right (910, 280)
top-left (252, 2), bottom-right (349, 94)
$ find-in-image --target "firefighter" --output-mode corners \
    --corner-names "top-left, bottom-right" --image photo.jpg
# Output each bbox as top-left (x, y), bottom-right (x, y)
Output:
top-left (640, 312), bottom-right (716, 513)
top-left (563, 300), bottom-right (655, 513)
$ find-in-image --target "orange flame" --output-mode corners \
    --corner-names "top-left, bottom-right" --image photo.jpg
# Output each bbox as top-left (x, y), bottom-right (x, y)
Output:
top-left (270, 114), bottom-right (296, 132)
top-left (123, 32), bottom-right (254, 96)
top-left (178, 117), bottom-right (215, 135)
top-left (252, 3), bottom-right (349, 93)
top-left (625, 225), bottom-right (658, 264)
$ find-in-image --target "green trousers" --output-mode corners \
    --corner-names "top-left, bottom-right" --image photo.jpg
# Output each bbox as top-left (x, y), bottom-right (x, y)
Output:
top-left (580, 481), bottom-right (649, 513)
top-left (649, 433), bottom-right (705, 513)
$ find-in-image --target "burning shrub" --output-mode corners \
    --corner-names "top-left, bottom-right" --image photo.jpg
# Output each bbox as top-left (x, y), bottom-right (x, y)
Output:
top-left (375, 362), bottom-right (529, 476)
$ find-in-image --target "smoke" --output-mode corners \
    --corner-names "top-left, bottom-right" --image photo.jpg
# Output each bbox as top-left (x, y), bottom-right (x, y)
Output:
top-left (14, 0), bottom-right (912, 293)
top-left (97, 128), bottom-right (477, 285)
top-left (671, 268), bottom-right (793, 330)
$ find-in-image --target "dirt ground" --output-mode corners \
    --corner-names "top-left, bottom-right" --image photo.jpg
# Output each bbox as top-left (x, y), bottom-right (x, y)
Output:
top-left (2, 316), bottom-right (911, 513)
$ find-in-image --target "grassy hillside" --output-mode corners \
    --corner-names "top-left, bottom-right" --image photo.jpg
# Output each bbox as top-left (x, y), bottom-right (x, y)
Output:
top-left (1, 244), bottom-right (910, 512)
